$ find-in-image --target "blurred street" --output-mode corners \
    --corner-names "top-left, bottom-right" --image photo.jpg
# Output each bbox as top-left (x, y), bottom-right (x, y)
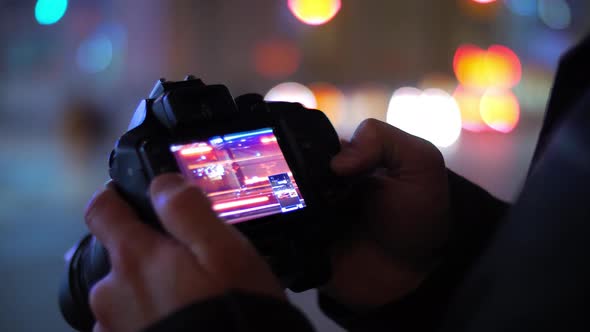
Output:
top-left (1, 0), bottom-right (587, 331)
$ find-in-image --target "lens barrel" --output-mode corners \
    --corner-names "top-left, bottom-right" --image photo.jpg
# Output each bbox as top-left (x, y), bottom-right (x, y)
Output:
top-left (59, 234), bottom-right (110, 331)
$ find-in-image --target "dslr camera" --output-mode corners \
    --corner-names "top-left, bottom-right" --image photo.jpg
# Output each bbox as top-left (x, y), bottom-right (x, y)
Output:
top-left (59, 76), bottom-right (348, 331)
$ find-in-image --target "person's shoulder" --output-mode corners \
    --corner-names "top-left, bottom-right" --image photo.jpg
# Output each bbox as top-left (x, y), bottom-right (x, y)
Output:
top-left (558, 34), bottom-right (590, 67)
top-left (531, 34), bottom-right (590, 165)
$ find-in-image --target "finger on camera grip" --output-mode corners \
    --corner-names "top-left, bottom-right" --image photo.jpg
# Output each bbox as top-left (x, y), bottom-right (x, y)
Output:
top-left (85, 186), bottom-right (161, 270)
top-left (149, 174), bottom-right (246, 259)
top-left (150, 174), bottom-right (285, 299)
top-left (331, 118), bottom-right (444, 175)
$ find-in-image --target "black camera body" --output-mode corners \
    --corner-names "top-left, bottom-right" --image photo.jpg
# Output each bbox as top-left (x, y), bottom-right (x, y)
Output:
top-left (60, 76), bottom-right (347, 331)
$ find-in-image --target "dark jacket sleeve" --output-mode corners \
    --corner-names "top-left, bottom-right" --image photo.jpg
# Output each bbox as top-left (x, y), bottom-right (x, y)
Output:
top-left (317, 170), bottom-right (510, 331)
top-left (143, 291), bottom-right (316, 332)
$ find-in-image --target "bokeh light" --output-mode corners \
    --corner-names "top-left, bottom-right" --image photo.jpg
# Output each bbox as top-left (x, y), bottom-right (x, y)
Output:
top-left (486, 45), bottom-right (522, 88)
top-left (288, 0), bottom-right (342, 26)
top-left (308, 82), bottom-right (346, 126)
top-left (76, 34), bottom-right (113, 74)
top-left (387, 88), bottom-right (462, 148)
top-left (453, 86), bottom-right (486, 132)
top-left (480, 89), bottom-right (520, 133)
top-left (538, 0), bottom-right (572, 30)
top-left (253, 39), bottom-right (301, 79)
top-left (454, 44), bottom-right (522, 90)
top-left (35, 0), bottom-right (68, 25)
top-left (459, 0), bottom-right (501, 20)
top-left (264, 82), bottom-right (317, 109)
top-left (504, 0), bottom-right (537, 17)
top-left (454, 45), bottom-right (488, 89)
top-left (99, 22), bottom-right (128, 51)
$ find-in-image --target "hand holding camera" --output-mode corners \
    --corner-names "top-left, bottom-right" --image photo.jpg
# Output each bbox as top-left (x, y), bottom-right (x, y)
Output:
top-left (60, 76), bottom-right (452, 331)
top-left (323, 119), bottom-right (450, 311)
top-left (85, 175), bottom-right (284, 332)
top-left (60, 76), bottom-right (344, 330)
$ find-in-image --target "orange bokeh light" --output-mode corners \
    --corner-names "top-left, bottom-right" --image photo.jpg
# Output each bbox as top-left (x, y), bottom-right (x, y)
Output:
top-left (288, 0), bottom-right (341, 26)
top-left (309, 82), bottom-right (345, 126)
top-left (459, 0), bottom-right (501, 20)
top-left (486, 45), bottom-right (522, 88)
top-left (253, 39), bottom-right (301, 79)
top-left (454, 44), bottom-right (522, 90)
top-left (453, 86), bottom-right (486, 132)
top-left (480, 89), bottom-right (520, 133)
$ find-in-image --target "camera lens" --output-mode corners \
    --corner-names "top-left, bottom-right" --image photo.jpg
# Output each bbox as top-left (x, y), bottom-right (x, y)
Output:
top-left (59, 234), bottom-right (110, 331)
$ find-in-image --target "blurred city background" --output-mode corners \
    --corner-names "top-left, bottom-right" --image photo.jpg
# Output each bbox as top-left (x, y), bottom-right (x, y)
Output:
top-left (0, 0), bottom-right (588, 331)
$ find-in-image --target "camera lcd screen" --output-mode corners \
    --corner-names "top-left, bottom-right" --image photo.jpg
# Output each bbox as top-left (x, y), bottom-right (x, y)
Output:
top-left (170, 128), bottom-right (306, 224)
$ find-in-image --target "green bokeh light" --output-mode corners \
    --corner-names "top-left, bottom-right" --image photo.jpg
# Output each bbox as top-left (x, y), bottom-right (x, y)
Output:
top-left (35, 0), bottom-right (68, 25)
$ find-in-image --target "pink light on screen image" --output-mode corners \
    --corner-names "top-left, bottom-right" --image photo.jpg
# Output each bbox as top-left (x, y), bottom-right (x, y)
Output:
top-left (171, 128), bottom-right (305, 224)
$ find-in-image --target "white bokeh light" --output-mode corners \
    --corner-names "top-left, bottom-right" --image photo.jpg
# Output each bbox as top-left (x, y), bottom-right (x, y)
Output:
top-left (387, 88), bottom-right (462, 148)
top-left (264, 82), bottom-right (317, 109)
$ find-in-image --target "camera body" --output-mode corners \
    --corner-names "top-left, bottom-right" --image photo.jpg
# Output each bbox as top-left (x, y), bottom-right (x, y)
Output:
top-left (112, 76), bottom-right (343, 287)
top-left (60, 76), bottom-right (348, 331)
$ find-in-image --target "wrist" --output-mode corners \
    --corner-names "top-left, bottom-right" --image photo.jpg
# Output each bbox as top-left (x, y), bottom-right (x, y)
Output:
top-left (319, 239), bottom-right (434, 314)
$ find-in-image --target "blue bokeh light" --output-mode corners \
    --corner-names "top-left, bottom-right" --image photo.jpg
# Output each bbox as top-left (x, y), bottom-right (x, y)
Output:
top-left (505, 0), bottom-right (537, 17)
top-left (35, 0), bottom-right (68, 25)
top-left (76, 34), bottom-right (114, 73)
top-left (538, 0), bottom-right (572, 30)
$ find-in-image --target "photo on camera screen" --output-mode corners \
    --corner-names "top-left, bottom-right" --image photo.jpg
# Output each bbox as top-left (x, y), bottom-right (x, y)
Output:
top-left (170, 128), bottom-right (306, 224)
